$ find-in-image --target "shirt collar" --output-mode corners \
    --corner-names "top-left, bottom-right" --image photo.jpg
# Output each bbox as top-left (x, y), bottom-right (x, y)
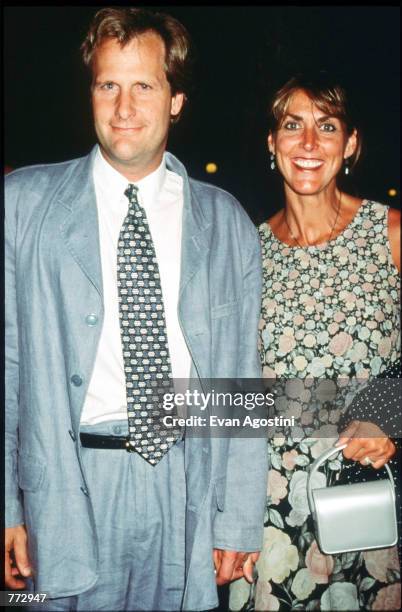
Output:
top-left (93, 145), bottom-right (166, 209)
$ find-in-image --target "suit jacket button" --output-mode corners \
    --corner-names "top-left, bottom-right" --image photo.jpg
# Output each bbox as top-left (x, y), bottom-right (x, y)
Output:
top-left (69, 429), bottom-right (76, 441)
top-left (85, 314), bottom-right (98, 326)
top-left (71, 374), bottom-right (83, 386)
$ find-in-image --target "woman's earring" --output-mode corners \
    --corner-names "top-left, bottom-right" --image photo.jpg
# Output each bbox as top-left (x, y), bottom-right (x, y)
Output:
top-left (344, 157), bottom-right (350, 175)
top-left (270, 153), bottom-right (276, 171)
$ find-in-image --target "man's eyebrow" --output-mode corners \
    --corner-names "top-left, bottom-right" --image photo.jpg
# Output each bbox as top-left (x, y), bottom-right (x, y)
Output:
top-left (283, 113), bottom-right (303, 121)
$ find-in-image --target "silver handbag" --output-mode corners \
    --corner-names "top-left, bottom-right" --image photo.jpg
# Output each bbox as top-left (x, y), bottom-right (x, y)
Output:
top-left (307, 443), bottom-right (398, 554)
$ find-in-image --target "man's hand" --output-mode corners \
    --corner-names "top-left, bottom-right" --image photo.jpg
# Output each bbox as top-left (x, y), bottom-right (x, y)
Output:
top-left (336, 421), bottom-right (396, 469)
top-left (213, 549), bottom-right (259, 585)
top-left (5, 525), bottom-right (32, 589)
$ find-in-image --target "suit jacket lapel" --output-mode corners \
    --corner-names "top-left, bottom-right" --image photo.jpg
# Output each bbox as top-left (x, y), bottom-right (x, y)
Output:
top-left (57, 148), bottom-right (103, 296)
top-left (165, 152), bottom-right (212, 297)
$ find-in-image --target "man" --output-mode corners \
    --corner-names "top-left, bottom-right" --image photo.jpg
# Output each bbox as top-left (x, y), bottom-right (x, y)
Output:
top-left (5, 7), bottom-right (268, 611)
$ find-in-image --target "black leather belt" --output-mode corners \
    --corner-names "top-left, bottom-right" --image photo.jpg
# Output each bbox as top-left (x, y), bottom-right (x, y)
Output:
top-left (80, 432), bottom-right (133, 451)
top-left (80, 432), bottom-right (184, 451)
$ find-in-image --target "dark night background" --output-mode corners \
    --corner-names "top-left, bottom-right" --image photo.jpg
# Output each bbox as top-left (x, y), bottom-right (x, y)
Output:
top-left (4, 5), bottom-right (400, 224)
top-left (1, 6), bottom-right (400, 608)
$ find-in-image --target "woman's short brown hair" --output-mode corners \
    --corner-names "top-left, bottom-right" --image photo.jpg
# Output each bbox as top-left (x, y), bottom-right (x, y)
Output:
top-left (81, 7), bottom-right (193, 120)
top-left (268, 72), bottom-right (362, 169)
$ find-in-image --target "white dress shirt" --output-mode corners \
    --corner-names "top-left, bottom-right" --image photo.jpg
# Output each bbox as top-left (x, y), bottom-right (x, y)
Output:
top-left (80, 146), bottom-right (191, 425)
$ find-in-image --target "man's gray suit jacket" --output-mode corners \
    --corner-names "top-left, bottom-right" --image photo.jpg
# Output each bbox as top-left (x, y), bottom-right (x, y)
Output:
top-left (5, 147), bottom-right (268, 610)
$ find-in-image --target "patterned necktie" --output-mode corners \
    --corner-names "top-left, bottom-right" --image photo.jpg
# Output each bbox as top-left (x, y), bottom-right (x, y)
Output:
top-left (117, 183), bottom-right (181, 465)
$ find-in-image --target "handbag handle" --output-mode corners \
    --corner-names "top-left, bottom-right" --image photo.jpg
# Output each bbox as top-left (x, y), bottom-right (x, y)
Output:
top-left (307, 443), bottom-right (395, 515)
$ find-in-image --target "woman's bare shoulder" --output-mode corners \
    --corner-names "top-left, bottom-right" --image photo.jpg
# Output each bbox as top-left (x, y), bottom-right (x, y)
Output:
top-left (388, 207), bottom-right (401, 273)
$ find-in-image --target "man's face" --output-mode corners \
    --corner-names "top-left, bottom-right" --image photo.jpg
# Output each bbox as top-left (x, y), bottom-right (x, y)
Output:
top-left (91, 32), bottom-right (184, 181)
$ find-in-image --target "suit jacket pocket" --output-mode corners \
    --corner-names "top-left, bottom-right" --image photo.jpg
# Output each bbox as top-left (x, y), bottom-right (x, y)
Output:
top-left (18, 453), bottom-right (46, 492)
top-left (214, 477), bottom-right (226, 512)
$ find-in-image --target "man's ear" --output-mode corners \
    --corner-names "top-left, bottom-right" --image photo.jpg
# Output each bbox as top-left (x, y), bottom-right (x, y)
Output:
top-left (171, 92), bottom-right (185, 118)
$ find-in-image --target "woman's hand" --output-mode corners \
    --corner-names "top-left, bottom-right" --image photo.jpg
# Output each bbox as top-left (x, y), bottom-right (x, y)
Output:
top-left (336, 420), bottom-right (396, 468)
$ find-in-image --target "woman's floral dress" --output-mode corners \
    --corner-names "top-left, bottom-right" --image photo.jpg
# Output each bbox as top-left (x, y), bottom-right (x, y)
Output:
top-left (230, 200), bottom-right (401, 611)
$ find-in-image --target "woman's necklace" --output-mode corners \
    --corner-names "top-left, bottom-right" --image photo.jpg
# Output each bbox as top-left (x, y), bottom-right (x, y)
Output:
top-left (284, 193), bottom-right (342, 248)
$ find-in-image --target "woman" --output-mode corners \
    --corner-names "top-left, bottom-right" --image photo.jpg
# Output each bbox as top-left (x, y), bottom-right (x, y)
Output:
top-left (230, 73), bottom-right (400, 611)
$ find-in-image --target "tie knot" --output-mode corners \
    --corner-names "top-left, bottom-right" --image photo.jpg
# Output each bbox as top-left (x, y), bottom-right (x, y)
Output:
top-left (124, 183), bottom-right (139, 203)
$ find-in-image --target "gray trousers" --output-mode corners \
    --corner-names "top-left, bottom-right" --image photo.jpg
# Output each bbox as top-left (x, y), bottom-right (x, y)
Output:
top-left (34, 420), bottom-right (187, 611)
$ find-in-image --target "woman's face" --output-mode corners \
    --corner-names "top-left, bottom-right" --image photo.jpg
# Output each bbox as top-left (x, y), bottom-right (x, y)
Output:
top-left (268, 89), bottom-right (357, 196)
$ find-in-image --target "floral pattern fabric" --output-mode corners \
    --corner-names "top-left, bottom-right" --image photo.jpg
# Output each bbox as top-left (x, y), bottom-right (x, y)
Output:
top-left (230, 200), bottom-right (401, 611)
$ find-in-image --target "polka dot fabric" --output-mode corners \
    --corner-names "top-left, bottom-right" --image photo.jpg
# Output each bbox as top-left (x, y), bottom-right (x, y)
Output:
top-left (117, 184), bottom-right (181, 465)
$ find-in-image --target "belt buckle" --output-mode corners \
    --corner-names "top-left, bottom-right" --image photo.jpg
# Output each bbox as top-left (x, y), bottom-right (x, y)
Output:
top-left (125, 438), bottom-right (136, 453)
